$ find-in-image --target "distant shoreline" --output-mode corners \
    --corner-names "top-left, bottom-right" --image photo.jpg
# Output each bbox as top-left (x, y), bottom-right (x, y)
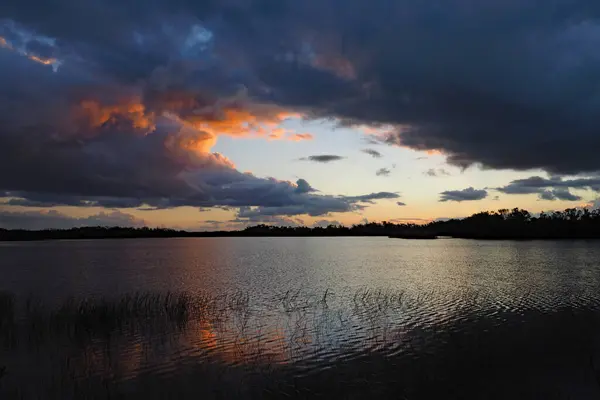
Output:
top-left (3, 231), bottom-right (600, 242)
top-left (4, 207), bottom-right (600, 242)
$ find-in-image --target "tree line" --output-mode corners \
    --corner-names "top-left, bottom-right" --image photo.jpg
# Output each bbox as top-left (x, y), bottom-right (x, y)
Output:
top-left (3, 207), bottom-right (600, 241)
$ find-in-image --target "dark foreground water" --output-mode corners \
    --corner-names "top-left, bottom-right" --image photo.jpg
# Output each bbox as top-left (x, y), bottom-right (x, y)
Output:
top-left (2, 237), bottom-right (600, 399)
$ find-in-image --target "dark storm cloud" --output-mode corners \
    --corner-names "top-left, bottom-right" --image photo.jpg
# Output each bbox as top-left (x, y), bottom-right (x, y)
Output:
top-left (300, 155), bottom-right (345, 163)
top-left (439, 188), bottom-right (488, 202)
top-left (362, 149), bottom-right (382, 158)
top-left (0, 48), bottom-right (398, 217)
top-left (0, 210), bottom-right (146, 230)
top-left (5, 0), bottom-right (600, 221)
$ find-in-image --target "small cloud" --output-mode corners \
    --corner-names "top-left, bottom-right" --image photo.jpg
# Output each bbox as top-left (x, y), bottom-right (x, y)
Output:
top-left (492, 195), bottom-right (500, 201)
top-left (424, 168), bottom-right (451, 177)
top-left (376, 168), bottom-right (391, 177)
top-left (300, 155), bottom-right (345, 163)
top-left (397, 201), bottom-right (407, 206)
top-left (312, 219), bottom-right (343, 228)
top-left (389, 217), bottom-right (431, 224)
top-left (362, 148), bottom-right (382, 158)
top-left (288, 133), bottom-right (314, 142)
top-left (439, 187), bottom-right (488, 202)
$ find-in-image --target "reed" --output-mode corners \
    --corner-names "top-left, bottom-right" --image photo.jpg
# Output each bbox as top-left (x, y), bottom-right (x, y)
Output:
top-left (2, 290), bottom-right (600, 399)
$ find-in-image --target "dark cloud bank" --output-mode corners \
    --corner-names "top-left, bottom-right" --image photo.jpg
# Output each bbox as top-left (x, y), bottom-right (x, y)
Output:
top-left (497, 176), bottom-right (598, 201)
top-left (3, 0), bottom-right (600, 225)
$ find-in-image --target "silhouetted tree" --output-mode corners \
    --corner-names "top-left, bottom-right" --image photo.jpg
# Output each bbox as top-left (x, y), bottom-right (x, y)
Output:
top-left (3, 207), bottom-right (600, 241)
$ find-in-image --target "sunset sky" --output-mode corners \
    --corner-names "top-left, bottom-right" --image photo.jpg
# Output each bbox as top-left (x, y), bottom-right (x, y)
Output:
top-left (2, 0), bottom-right (600, 230)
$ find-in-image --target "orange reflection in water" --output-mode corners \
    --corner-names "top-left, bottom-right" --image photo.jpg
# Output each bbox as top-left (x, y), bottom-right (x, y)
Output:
top-left (185, 318), bottom-right (289, 365)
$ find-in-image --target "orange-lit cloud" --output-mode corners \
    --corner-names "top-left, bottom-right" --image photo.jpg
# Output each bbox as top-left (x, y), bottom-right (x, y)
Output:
top-left (77, 99), bottom-right (155, 131)
top-left (357, 124), bottom-right (395, 135)
top-left (27, 54), bottom-right (58, 66)
top-left (74, 91), bottom-right (308, 150)
top-left (287, 133), bottom-right (314, 142)
top-left (389, 217), bottom-right (433, 225)
top-left (188, 107), bottom-right (302, 140)
top-left (148, 89), bottom-right (303, 140)
top-left (0, 36), bottom-right (57, 67)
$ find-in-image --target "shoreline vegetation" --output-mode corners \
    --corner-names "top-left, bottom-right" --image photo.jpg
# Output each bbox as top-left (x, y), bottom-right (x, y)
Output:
top-left (2, 290), bottom-right (600, 398)
top-left (4, 207), bottom-right (600, 241)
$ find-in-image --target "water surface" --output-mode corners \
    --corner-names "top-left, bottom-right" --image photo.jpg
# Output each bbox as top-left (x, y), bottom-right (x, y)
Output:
top-left (2, 237), bottom-right (600, 398)
top-left (3, 237), bottom-right (600, 305)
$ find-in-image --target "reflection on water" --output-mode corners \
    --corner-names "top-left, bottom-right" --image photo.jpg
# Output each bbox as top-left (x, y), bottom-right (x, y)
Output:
top-left (3, 238), bottom-right (600, 398)
top-left (3, 237), bottom-right (600, 305)
top-left (2, 289), bottom-right (600, 398)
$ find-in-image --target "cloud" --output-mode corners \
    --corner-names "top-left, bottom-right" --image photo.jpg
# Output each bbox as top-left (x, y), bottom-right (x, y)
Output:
top-left (234, 190), bottom-right (399, 218)
top-left (439, 187), bottom-right (488, 202)
top-left (287, 133), bottom-right (314, 141)
top-left (0, 210), bottom-right (146, 230)
top-left (0, 47), bottom-right (392, 218)
top-left (220, 216), bottom-right (343, 230)
top-left (498, 176), bottom-right (600, 194)
top-left (345, 192), bottom-right (400, 203)
top-left (389, 217), bottom-right (431, 224)
top-left (497, 175), bottom-right (599, 201)
top-left (585, 198), bottom-right (600, 209)
top-left (539, 189), bottom-right (582, 202)
top-left (6, 0), bottom-right (600, 218)
top-left (376, 168), bottom-right (391, 177)
top-left (311, 219), bottom-right (343, 228)
top-left (362, 149), bottom-right (382, 158)
top-left (300, 155), bottom-right (345, 163)
top-left (229, 215), bottom-right (305, 228)
top-left (397, 201), bottom-right (407, 206)
top-left (294, 178), bottom-right (316, 194)
top-left (424, 168), bottom-right (451, 177)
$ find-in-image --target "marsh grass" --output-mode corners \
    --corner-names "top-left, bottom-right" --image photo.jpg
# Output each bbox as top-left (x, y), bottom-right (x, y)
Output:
top-left (2, 290), bottom-right (600, 399)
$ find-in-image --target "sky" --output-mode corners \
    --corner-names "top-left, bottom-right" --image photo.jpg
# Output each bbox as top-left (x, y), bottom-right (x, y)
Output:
top-left (2, 0), bottom-right (600, 230)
